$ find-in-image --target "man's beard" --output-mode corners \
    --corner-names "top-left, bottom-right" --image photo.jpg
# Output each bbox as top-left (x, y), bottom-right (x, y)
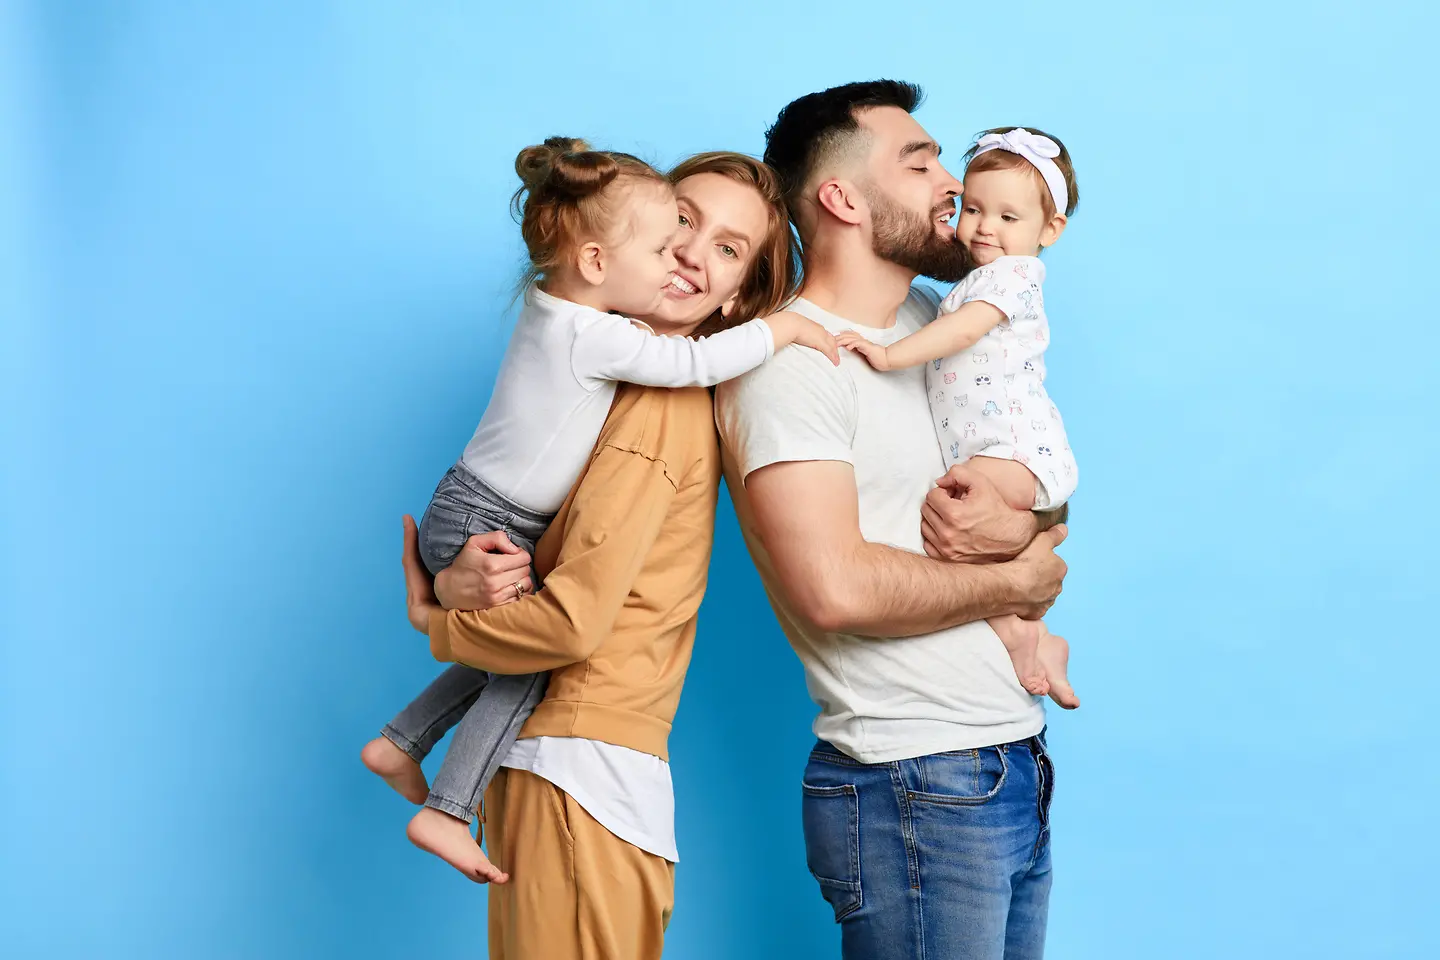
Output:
top-left (864, 184), bottom-right (972, 283)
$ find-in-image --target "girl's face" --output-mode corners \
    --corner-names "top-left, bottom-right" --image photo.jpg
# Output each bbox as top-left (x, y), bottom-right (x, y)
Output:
top-left (592, 183), bottom-right (681, 317)
top-left (956, 167), bottom-right (1064, 265)
top-left (641, 173), bottom-right (770, 336)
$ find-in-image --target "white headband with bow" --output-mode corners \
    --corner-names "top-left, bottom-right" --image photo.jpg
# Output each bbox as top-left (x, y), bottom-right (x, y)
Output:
top-left (972, 128), bottom-right (1069, 218)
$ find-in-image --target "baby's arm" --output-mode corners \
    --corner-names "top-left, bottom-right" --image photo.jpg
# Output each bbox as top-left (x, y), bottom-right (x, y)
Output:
top-left (835, 300), bottom-right (1004, 371)
top-left (575, 312), bottom-right (837, 389)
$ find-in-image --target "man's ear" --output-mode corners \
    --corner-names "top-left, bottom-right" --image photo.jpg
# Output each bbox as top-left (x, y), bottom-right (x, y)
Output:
top-left (816, 178), bottom-right (865, 227)
top-left (1039, 213), bottom-right (1068, 249)
top-left (575, 241), bottom-right (606, 285)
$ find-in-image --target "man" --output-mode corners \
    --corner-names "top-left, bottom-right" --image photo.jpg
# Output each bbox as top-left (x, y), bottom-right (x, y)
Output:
top-left (714, 80), bottom-right (1070, 959)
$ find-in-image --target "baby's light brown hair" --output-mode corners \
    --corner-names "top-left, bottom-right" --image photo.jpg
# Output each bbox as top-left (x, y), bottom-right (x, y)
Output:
top-left (962, 127), bottom-right (1080, 221)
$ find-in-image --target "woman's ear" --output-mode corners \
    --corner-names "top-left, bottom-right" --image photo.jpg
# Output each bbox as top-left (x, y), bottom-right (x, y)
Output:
top-left (816, 179), bottom-right (865, 227)
top-left (719, 293), bottom-right (739, 318)
top-left (576, 241), bottom-right (606, 285)
top-left (1039, 213), bottom-right (1068, 249)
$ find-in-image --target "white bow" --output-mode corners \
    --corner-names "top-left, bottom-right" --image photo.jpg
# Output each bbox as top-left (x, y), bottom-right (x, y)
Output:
top-left (972, 128), bottom-right (1069, 216)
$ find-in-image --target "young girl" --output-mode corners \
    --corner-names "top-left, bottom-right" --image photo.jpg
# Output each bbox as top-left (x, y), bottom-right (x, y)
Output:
top-left (835, 126), bottom-right (1081, 710)
top-left (362, 137), bottom-right (837, 883)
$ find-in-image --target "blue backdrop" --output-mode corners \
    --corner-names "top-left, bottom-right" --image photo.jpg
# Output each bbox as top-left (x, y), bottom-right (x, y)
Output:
top-left (5, 1), bottom-right (1438, 957)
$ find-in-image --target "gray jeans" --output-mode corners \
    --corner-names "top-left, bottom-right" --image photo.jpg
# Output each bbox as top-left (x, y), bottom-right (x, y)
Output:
top-left (381, 463), bottom-right (550, 822)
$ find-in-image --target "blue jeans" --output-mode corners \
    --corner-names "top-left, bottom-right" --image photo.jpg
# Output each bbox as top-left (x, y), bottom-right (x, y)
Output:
top-left (801, 732), bottom-right (1055, 960)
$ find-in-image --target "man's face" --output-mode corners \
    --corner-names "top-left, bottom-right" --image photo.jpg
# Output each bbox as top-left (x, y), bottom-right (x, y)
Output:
top-left (856, 106), bottom-right (970, 283)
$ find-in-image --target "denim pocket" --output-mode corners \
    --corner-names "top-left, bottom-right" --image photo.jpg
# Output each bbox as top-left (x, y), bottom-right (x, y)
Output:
top-left (801, 782), bottom-right (862, 921)
top-left (908, 746), bottom-right (1008, 805)
top-left (418, 500), bottom-right (474, 574)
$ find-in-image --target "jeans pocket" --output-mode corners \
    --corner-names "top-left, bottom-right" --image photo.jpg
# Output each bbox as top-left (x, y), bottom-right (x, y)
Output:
top-left (909, 746), bottom-right (1009, 805)
top-left (801, 782), bottom-right (862, 921)
top-left (418, 500), bottom-right (474, 574)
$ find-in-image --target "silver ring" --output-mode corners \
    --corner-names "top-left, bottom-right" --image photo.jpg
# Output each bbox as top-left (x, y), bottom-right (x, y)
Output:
top-left (511, 581), bottom-right (525, 601)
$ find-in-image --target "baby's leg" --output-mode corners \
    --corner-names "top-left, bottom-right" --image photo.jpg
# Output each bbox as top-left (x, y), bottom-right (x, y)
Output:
top-left (1035, 623), bottom-right (1080, 710)
top-left (363, 665), bottom-right (490, 805)
top-left (407, 670), bottom-right (550, 884)
top-left (988, 614), bottom-right (1048, 697)
top-left (965, 455), bottom-right (1041, 513)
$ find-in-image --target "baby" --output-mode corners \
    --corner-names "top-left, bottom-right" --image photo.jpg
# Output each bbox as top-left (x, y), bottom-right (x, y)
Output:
top-left (835, 127), bottom-right (1081, 710)
top-left (362, 137), bottom-right (836, 883)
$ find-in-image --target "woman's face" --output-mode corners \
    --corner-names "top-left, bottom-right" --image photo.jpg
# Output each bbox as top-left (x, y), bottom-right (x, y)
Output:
top-left (638, 172), bottom-right (770, 336)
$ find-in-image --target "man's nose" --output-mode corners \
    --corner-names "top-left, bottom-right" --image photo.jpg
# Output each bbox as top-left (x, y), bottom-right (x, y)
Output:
top-left (935, 162), bottom-right (962, 199)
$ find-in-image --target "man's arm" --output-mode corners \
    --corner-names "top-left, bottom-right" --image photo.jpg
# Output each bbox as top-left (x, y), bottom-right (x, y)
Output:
top-left (408, 445), bottom-right (678, 674)
top-left (745, 459), bottom-right (1067, 638)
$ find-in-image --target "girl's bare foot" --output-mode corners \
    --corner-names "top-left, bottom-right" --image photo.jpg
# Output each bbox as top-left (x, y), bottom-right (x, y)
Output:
top-left (1036, 626), bottom-right (1080, 710)
top-left (406, 807), bottom-right (509, 884)
top-left (361, 737), bottom-right (430, 805)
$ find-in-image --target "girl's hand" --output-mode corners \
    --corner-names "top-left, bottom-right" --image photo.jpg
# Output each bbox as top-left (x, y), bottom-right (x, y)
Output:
top-left (768, 311), bottom-right (840, 366)
top-left (835, 331), bottom-right (892, 371)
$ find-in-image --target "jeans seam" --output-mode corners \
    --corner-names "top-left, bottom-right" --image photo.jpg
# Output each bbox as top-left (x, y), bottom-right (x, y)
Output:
top-left (380, 725), bottom-right (427, 764)
top-left (456, 673), bottom-right (548, 815)
top-left (893, 762), bottom-right (926, 960)
top-left (424, 793), bottom-right (475, 823)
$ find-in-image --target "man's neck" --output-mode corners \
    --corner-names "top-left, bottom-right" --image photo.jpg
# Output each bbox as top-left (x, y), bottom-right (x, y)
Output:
top-left (798, 238), bottom-right (916, 329)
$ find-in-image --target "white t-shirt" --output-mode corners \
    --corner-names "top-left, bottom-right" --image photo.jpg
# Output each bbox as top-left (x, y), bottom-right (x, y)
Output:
top-left (930, 255), bottom-right (1077, 508)
top-left (462, 285), bottom-right (773, 513)
top-left (500, 736), bottom-right (678, 862)
top-left (715, 287), bottom-right (1045, 764)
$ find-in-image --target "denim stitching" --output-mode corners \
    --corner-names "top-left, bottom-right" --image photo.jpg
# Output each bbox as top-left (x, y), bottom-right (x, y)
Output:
top-left (905, 747), bottom-right (1009, 806)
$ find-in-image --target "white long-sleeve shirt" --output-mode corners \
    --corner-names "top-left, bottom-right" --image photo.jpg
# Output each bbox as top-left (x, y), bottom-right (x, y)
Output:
top-left (461, 285), bottom-right (774, 513)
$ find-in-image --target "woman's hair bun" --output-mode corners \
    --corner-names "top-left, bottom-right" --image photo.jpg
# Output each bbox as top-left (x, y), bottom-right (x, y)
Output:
top-left (514, 136), bottom-right (618, 199)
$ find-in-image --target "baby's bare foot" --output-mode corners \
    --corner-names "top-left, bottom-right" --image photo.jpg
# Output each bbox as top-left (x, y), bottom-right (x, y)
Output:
top-left (989, 615), bottom-right (1047, 697)
top-left (407, 807), bottom-right (509, 884)
top-left (1036, 627), bottom-right (1079, 710)
top-left (361, 737), bottom-right (429, 805)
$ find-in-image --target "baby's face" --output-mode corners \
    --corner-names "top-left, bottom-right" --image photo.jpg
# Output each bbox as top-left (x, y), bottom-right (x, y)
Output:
top-left (956, 167), bottom-right (1050, 265)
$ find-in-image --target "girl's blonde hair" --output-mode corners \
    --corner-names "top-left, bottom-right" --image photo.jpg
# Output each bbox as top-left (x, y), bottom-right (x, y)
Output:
top-left (963, 127), bottom-right (1080, 221)
top-left (511, 137), bottom-right (670, 291)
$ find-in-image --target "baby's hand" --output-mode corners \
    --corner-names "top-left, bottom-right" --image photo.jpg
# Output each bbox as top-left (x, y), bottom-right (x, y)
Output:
top-left (835, 331), bottom-right (892, 371)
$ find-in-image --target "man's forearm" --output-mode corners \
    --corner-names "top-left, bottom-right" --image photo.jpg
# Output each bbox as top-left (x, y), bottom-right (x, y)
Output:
top-left (818, 540), bottom-right (1021, 637)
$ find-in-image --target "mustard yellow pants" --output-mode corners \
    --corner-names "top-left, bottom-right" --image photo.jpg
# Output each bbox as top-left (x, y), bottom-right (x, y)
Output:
top-left (484, 768), bottom-right (675, 960)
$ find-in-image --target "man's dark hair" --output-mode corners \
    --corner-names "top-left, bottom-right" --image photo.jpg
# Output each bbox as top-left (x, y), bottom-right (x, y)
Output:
top-left (763, 80), bottom-right (924, 223)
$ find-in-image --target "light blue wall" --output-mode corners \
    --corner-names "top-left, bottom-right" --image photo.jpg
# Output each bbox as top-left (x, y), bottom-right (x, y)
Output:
top-left (5, 1), bottom-right (1437, 956)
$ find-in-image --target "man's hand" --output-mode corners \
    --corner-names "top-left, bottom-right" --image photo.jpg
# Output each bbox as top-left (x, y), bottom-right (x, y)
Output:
top-left (402, 515), bottom-right (443, 634)
top-left (432, 528), bottom-right (534, 612)
top-left (1004, 525), bottom-right (1068, 620)
top-left (921, 463), bottom-right (1036, 562)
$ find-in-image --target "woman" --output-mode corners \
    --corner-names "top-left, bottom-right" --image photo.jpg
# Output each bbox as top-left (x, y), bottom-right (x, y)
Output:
top-left (399, 152), bottom-right (799, 960)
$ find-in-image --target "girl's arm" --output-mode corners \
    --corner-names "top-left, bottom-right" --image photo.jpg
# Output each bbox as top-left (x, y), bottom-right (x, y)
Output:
top-left (836, 300), bottom-right (1005, 371)
top-left (573, 312), bottom-right (837, 389)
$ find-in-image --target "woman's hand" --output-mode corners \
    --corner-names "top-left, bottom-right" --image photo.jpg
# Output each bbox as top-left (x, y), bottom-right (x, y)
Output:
top-left (432, 529), bottom-right (534, 612)
top-left (401, 515), bottom-right (444, 634)
top-left (834, 331), bottom-right (891, 371)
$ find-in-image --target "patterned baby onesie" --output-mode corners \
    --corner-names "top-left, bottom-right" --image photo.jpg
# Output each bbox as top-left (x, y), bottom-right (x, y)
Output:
top-left (926, 255), bottom-right (1077, 508)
